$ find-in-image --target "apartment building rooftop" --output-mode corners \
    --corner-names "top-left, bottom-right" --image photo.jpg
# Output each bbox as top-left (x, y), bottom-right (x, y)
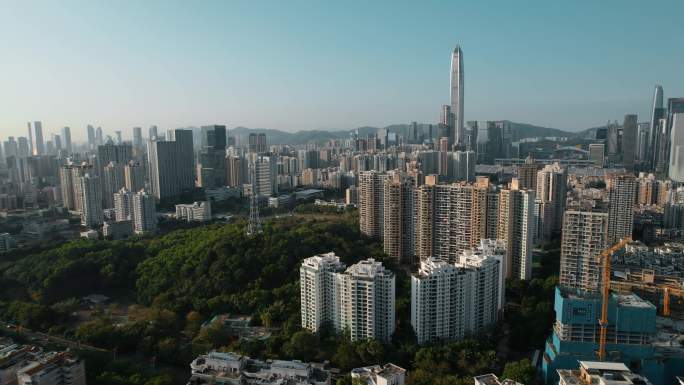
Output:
top-left (473, 373), bottom-right (524, 385)
top-left (351, 363), bottom-right (406, 385)
top-left (557, 361), bottom-right (651, 385)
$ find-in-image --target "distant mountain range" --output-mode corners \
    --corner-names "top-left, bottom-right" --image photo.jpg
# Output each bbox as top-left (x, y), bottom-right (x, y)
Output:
top-left (224, 121), bottom-right (579, 145)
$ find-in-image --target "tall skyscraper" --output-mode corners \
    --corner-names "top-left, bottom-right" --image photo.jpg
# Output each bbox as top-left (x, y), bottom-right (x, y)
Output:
top-left (607, 173), bottom-right (637, 245)
top-left (27, 121), bottom-right (44, 156)
top-left (649, 85), bottom-right (664, 170)
top-left (517, 155), bottom-right (539, 190)
top-left (87, 125), bottom-right (95, 150)
top-left (133, 126), bottom-right (143, 150)
top-left (536, 162), bottom-right (567, 234)
top-left (95, 126), bottom-right (103, 146)
top-left (622, 114), bottom-right (638, 170)
top-left (559, 209), bottom-right (609, 293)
top-left (450, 46), bottom-right (464, 146)
top-left (132, 190), bottom-right (157, 234)
top-left (147, 129), bottom-right (195, 200)
top-left (198, 125), bottom-right (228, 188)
top-left (124, 161), bottom-right (145, 192)
top-left (102, 162), bottom-right (125, 209)
top-left (383, 173), bottom-right (416, 263)
top-left (497, 179), bottom-right (535, 280)
top-left (359, 171), bottom-right (387, 239)
top-left (114, 187), bottom-right (134, 221)
top-left (668, 113), bottom-right (684, 182)
top-left (80, 174), bottom-right (103, 227)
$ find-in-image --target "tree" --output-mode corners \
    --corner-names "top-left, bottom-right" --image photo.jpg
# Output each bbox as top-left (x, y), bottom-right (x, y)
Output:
top-left (502, 359), bottom-right (536, 384)
top-left (284, 330), bottom-right (318, 361)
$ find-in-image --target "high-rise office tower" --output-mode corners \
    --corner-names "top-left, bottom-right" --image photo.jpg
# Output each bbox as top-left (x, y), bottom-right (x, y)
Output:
top-left (95, 126), bottom-right (103, 146)
top-left (102, 162), bottom-right (125, 209)
top-left (359, 171), bottom-right (387, 239)
top-left (51, 134), bottom-right (62, 153)
top-left (97, 144), bottom-right (132, 181)
top-left (115, 131), bottom-right (122, 145)
top-left (149, 125), bottom-right (158, 140)
top-left (663, 98), bottom-right (684, 174)
top-left (559, 209), bottom-right (609, 293)
top-left (438, 137), bottom-right (450, 176)
top-left (87, 125), bottom-right (96, 150)
top-left (536, 162), bottom-right (567, 236)
top-left (606, 121), bottom-right (619, 157)
top-left (17, 137), bottom-right (29, 159)
top-left (226, 155), bottom-right (245, 187)
top-left (589, 143), bottom-right (605, 166)
top-left (198, 125), bottom-right (228, 188)
top-left (411, 240), bottom-right (504, 345)
top-left (622, 114), bottom-right (638, 170)
top-left (649, 85), bottom-right (665, 170)
top-left (133, 126), bottom-right (143, 150)
top-left (497, 179), bottom-right (535, 280)
top-left (452, 150), bottom-right (476, 182)
top-left (80, 174), bottom-right (103, 227)
top-left (147, 129), bottom-right (194, 200)
top-left (300, 252), bottom-right (346, 333)
top-left (124, 161), bottom-right (145, 192)
top-left (636, 122), bottom-right (650, 162)
top-left (114, 187), bottom-right (134, 221)
top-left (607, 173), bottom-right (637, 245)
top-left (450, 46), bottom-right (464, 146)
top-left (409, 121), bottom-right (419, 144)
top-left (517, 155), bottom-right (538, 190)
top-left (668, 113), bottom-right (684, 182)
top-left (3, 137), bottom-right (18, 159)
top-left (132, 190), bottom-right (157, 234)
top-left (440, 105), bottom-right (454, 145)
top-left (383, 173), bottom-right (416, 263)
top-left (27, 121), bottom-right (44, 156)
top-left (257, 133), bottom-right (267, 153)
top-left (249, 155), bottom-right (276, 197)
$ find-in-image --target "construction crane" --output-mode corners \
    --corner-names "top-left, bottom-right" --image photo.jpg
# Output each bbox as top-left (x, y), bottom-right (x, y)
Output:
top-left (598, 237), bottom-right (632, 362)
top-left (611, 271), bottom-right (684, 317)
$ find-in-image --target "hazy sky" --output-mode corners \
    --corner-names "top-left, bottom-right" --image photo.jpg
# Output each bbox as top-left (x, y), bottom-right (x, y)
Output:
top-left (1, 0), bottom-right (683, 141)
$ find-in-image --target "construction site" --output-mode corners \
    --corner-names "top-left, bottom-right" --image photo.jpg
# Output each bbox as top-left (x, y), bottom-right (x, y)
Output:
top-left (542, 238), bottom-right (684, 385)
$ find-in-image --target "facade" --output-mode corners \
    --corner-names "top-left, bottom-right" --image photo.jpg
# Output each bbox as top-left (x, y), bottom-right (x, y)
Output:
top-left (299, 255), bottom-right (395, 342)
top-left (498, 180), bottom-right (535, 280)
top-left (102, 220), bottom-right (134, 240)
top-left (175, 201), bottom-right (211, 222)
top-left (559, 210), bottom-right (609, 293)
top-left (300, 252), bottom-right (346, 332)
top-left (359, 171), bottom-right (387, 239)
top-left (411, 240), bottom-right (504, 344)
top-left (588, 143), bottom-right (605, 166)
top-left (622, 114), bottom-right (638, 170)
top-left (102, 162), bottom-right (125, 209)
top-left (382, 173), bottom-right (416, 263)
top-left (124, 161), bottom-right (145, 192)
top-left (536, 162), bottom-right (567, 238)
top-left (649, 85), bottom-right (665, 170)
top-left (80, 174), bottom-right (103, 227)
top-left (669, 113), bottom-right (684, 182)
top-left (0, 232), bottom-right (15, 253)
top-left (113, 187), bottom-right (134, 221)
top-left (147, 129), bottom-right (194, 200)
top-left (607, 174), bottom-right (637, 245)
top-left (27, 121), bottom-right (44, 156)
top-left (132, 190), bottom-right (157, 234)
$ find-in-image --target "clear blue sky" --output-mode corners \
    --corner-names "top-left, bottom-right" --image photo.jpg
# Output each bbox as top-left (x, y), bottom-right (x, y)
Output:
top-left (1, 0), bottom-right (683, 140)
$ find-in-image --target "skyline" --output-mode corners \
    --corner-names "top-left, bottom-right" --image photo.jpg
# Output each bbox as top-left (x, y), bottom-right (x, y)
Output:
top-left (1, 1), bottom-right (683, 140)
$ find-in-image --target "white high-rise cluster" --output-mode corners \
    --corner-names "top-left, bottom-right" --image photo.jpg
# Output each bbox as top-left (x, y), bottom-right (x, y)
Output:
top-left (411, 239), bottom-right (505, 345)
top-left (300, 253), bottom-right (395, 342)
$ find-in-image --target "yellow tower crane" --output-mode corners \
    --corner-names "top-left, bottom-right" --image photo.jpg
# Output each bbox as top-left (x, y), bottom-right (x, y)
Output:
top-left (598, 237), bottom-right (632, 362)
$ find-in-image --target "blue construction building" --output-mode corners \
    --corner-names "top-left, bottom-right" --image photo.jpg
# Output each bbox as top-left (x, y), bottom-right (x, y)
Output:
top-left (542, 287), bottom-right (684, 385)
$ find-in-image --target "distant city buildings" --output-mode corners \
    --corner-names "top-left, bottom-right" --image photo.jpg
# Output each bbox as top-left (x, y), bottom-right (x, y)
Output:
top-left (175, 201), bottom-right (212, 222)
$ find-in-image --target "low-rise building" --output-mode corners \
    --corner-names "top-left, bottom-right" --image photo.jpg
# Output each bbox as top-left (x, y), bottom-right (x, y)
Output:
top-left (351, 364), bottom-right (406, 385)
top-left (176, 201), bottom-right (212, 222)
top-left (102, 220), bottom-right (133, 240)
top-left (0, 233), bottom-right (15, 253)
top-left (473, 374), bottom-right (523, 385)
top-left (558, 361), bottom-right (652, 385)
top-left (187, 351), bottom-right (330, 385)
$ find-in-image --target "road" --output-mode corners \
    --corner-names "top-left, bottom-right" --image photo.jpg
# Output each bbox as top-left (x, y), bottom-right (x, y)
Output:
top-left (1, 320), bottom-right (109, 353)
